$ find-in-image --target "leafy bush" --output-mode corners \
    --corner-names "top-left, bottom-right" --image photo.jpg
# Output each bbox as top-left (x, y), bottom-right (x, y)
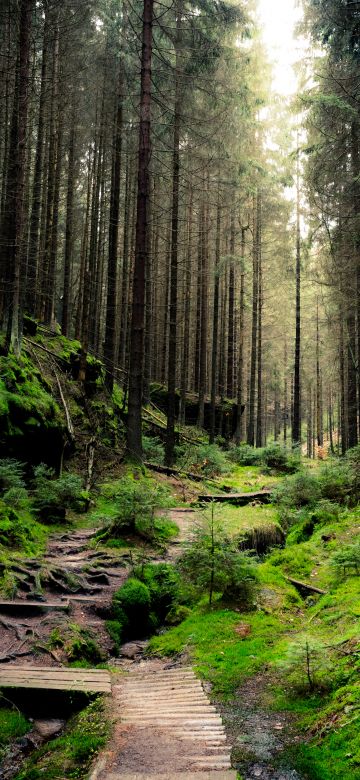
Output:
top-left (106, 620), bottom-right (124, 654)
top-left (134, 562), bottom-right (181, 623)
top-left (142, 436), bottom-right (165, 464)
top-left (0, 500), bottom-right (44, 553)
top-left (165, 604), bottom-right (192, 625)
top-left (175, 443), bottom-right (229, 477)
top-left (179, 509), bottom-right (257, 607)
top-left (2, 486), bottom-right (31, 511)
top-left (67, 627), bottom-right (105, 664)
top-left (97, 474), bottom-right (172, 541)
top-left (113, 578), bottom-right (151, 637)
top-left (262, 444), bottom-right (301, 473)
top-left (331, 542), bottom-right (360, 576)
top-left (273, 471), bottom-right (321, 511)
top-left (279, 634), bottom-right (334, 693)
top-left (317, 462), bottom-right (353, 505)
top-left (0, 459), bottom-right (26, 492)
top-left (227, 445), bottom-right (264, 466)
top-left (286, 501), bottom-right (342, 544)
top-left (32, 465), bottom-right (85, 518)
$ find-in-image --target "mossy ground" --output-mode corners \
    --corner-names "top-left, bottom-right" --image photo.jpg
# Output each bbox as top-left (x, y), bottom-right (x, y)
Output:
top-left (13, 698), bottom-right (109, 780)
top-left (149, 497), bottom-right (360, 779)
top-left (0, 707), bottom-right (30, 758)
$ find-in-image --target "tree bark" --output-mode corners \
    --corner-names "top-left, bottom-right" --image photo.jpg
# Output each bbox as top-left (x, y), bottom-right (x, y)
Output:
top-left (104, 68), bottom-right (123, 389)
top-left (126, 0), bottom-right (154, 460)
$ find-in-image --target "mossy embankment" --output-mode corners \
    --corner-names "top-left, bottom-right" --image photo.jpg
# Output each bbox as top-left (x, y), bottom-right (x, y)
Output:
top-left (1, 330), bottom-right (360, 779)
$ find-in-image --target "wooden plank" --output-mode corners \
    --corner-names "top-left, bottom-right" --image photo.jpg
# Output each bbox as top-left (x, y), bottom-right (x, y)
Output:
top-left (197, 490), bottom-right (271, 506)
top-left (286, 577), bottom-right (327, 595)
top-left (0, 599), bottom-right (69, 611)
top-left (0, 679), bottom-right (111, 692)
top-left (0, 665), bottom-right (111, 693)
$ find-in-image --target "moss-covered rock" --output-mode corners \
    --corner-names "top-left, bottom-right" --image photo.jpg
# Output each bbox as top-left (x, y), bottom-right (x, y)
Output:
top-left (0, 352), bottom-right (64, 468)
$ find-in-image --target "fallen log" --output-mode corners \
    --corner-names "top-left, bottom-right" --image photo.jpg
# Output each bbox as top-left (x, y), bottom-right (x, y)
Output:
top-left (286, 577), bottom-right (327, 596)
top-left (144, 462), bottom-right (203, 482)
top-left (196, 490), bottom-right (272, 506)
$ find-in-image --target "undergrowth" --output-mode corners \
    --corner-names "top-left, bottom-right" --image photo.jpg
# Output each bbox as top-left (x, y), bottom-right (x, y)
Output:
top-left (13, 698), bottom-right (109, 780)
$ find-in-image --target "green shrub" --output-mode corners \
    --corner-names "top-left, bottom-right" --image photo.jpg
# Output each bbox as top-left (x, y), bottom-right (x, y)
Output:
top-left (142, 436), bottom-right (165, 464)
top-left (273, 471), bottom-right (321, 511)
top-left (97, 475), bottom-right (171, 541)
top-left (165, 604), bottom-right (192, 625)
top-left (0, 499), bottom-right (44, 554)
top-left (106, 620), bottom-right (124, 654)
top-left (66, 626), bottom-right (105, 664)
top-left (179, 509), bottom-right (257, 607)
top-left (227, 445), bottom-right (264, 466)
top-left (33, 465), bottom-right (84, 513)
top-left (286, 502), bottom-right (342, 544)
top-left (0, 459), bottom-right (26, 492)
top-left (134, 562), bottom-right (181, 622)
top-left (262, 444), bottom-right (301, 473)
top-left (278, 634), bottom-right (334, 693)
top-left (2, 486), bottom-right (31, 510)
top-left (317, 462), bottom-right (353, 505)
top-left (331, 542), bottom-right (360, 576)
top-left (175, 443), bottom-right (229, 477)
top-left (113, 578), bottom-right (151, 638)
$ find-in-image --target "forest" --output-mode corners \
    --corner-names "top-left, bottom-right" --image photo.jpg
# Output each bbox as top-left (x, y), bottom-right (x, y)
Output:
top-left (0, 0), bottom-right (360, 779)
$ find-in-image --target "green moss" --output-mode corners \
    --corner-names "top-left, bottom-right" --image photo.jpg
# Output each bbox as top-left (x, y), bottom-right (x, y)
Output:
top-left (13, 698), bottom-right (109, 780)
top-left (148, 606), bottom-right (290, 698)
top-left (0, 707), bottom-right (30, 754)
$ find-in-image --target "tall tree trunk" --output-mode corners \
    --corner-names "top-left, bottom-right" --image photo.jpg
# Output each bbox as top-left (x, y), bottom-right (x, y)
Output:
top-left (292, 150), bottom-right (301, 445)
top-left (0, 0), bottom-right (33, 354)
top-left (126, 0), bottom-right (154, 459)
top-left (227, 209), bottom-right (235, 398)
top-left (198, 187), bottom-right (208, 428)
top-left (165, 2), bottom-right (181, 465)
top-left (26, 7), bottom-right (48, 316)
top-left (247, 193), bottom-right (259, 445)
top-left (104, 68), bottom-right (123, 389)
top-left (179, 187), bottom-right (193, 423)
top-left (256, 196), bottom-right (262, 448)
top-left (235, 226), bottom-right (247, 443)
top-left (62, 109), bottom-right (76, 337)
top-left (210, 194), bottom-right (221, 443)
top-left (316, 300), bottom-right (323, 447)
top-left (283, 339), bottom-right (288, 443)
top-left (119, 151), bottom-right (132, 370)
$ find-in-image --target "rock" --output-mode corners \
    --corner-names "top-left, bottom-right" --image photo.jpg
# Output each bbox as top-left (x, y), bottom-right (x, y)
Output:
top-left (34, 719), bottom-right (65, 738)
top-left (235, 622), bottom-right (251, 639)
top-left (120, 641), bottom-right (147, 659)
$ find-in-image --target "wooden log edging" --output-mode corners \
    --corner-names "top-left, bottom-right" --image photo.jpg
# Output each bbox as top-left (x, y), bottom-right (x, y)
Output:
top-left (286, 577), bottom-right (327, 596)
top-left (196, 490), bottom-right (272, 506)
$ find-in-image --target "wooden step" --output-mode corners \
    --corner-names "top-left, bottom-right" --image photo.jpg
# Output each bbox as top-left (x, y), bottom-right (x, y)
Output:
top-left (197, 490), bottom-right (271, 505)
top-left (0, 665), bottom-right (111, 693)
top-left (0, 599), bottom-right (69, 612)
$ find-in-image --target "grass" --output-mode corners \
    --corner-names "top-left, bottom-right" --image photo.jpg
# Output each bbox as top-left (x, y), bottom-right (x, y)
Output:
top-left (0, 706), bottom-right (30, 756)
top-left (219, 465), bottom-right (283, 493)
top-left (13, 698), bottom-right (109, 780)
top-left (212, 502), bottom-right (281, 535)
top-left (148, 599), bottom-right (297, 699)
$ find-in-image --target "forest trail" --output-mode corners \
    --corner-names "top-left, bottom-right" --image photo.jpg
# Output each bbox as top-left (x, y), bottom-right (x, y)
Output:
top-left (92, 663), bottom-right (236, 778)
top-left (0, 526), bottom-right (127, 666)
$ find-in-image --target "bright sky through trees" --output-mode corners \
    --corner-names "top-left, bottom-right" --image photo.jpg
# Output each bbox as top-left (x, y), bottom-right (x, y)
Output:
top-left (257, 0), bottom-right (304, 95)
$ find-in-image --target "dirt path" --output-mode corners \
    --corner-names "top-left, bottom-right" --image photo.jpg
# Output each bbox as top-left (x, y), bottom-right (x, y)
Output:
top-left (92, 663), bottom-right (235, 778)
top-left (0, 527), bottom-right (128, 666)
top-left (223, 674), bottom-right (302, 780)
